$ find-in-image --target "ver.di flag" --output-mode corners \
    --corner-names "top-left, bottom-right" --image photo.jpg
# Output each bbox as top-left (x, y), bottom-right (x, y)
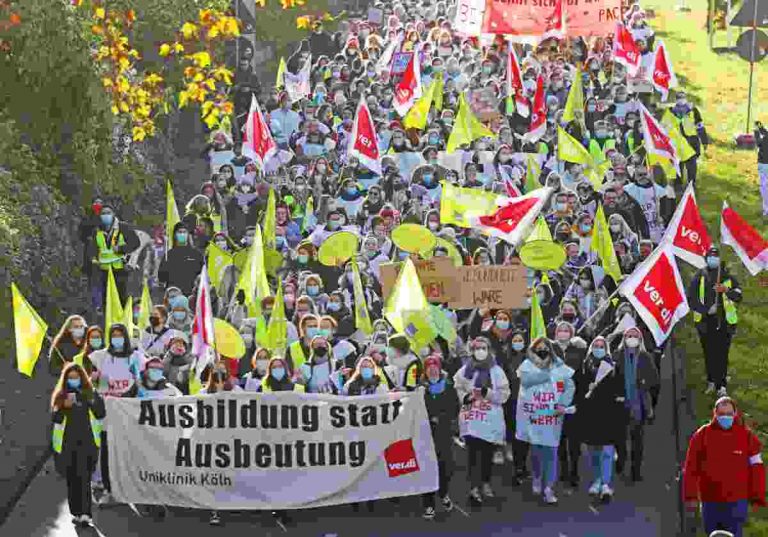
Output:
top-left (720, 201), bottom-right (768, 275)
top-left (639, 102), bottom-right (679, 174)
top-left (473, 187), bottom-right (553, 246)
top-left (275, 57), bottom-right (287, 89)
top-left (439, 181), bottom-right (499, 228)
top-left (403, 78), bottom-right (437, 131)
top-left (242, 96), bottom-right (278, 166)
top-left (262, 188), bottom-right (277, 251)
top-left (348, 96), bottom-right (381, 174)
top-left (652, 40), bottom-right (677, 101)
top-left (561, 62), bottom-right (584, 124)
top-left (138, 279), bottom-right (152, 333)
top-left (11, 282), bottom-right (48, 377)
top-left (393, 50), bottom-right (422, 117)
top-left (530, 284), bottom-right (546, 342)
top-left (522, 75), bottom-right (546, 144)
top-left (265, 281), bottom-right (287, 355)
top-left (191, 264), bottom-right (216, 394)
top-left (618, 243), bottom-right (689, 345)
top-left (660, 183), bottom-right (711, 268)
top-left (613, 22), bottom-right (641, 76)
top-left (506, 45), bottom-right (530, 118)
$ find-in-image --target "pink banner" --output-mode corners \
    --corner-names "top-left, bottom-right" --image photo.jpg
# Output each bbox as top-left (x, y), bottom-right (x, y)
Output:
top-left (482, 0), bottom-right (623, 37)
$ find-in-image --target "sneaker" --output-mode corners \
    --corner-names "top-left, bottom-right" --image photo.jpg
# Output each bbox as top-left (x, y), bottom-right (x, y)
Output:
top-left (453, 436), bottom-right (466, 449)
top-left (71, 516), bottom-right (80, 525)
top-left (588, 481), bottom-right (602, 495)
top-left (422, 506), bottom-right (436, 520)
top-left (98, 492), bottom-right (115, 505)
top-left (209, 511), bottom-right (221, 526)
top-left (482, 483), bottom-right (495, 498)
top-left (468, 487), bottom-right (483, 505)
top-left (532, 478), bottom-right (543, 496)
top-left (504, 445), bottom-right (515, 462)
top-left (717, 387), bottom-right (728, 398)
top-left (543, 487), bottom-right (558, 505)
top-left (600, 484), bottom-right (614, 502)
top-left (705, 382), bottom-right (715, 394)
top-left (79, 515), bottom-right (92, 527)
top-left (441, 495), bottom-right (454, 512)
top-left (493, 450), bottom-right (505, 465)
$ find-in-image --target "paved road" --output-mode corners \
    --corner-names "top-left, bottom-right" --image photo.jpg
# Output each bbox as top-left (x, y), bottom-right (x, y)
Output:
top-left (1, 348), bottom-right (691, 537)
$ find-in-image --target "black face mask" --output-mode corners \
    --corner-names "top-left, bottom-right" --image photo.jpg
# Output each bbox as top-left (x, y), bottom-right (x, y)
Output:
top-left (314, 346), bottom-right (328, 357)
top-left (534, 348), bottom-right (549, 360)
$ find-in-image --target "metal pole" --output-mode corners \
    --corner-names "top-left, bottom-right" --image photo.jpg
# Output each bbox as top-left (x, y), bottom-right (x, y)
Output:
top-left (746, 0), bottom-right (759, 132)
top-left (669, 338), bottom-right (685, 535)
top-left (727, 0), bottom-right (733, 47)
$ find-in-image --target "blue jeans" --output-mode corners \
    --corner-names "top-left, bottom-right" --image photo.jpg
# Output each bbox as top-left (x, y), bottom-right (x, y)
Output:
top-left (530, 445), bottom-right (558, 488)
top-left (587, 445), bottom-right (615, 486)
top-left (702, 499), bottom-right (748, 537)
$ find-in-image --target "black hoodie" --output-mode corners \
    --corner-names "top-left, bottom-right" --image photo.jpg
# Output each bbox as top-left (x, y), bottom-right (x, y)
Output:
top-left (158, 222), bottom-right (204, 296)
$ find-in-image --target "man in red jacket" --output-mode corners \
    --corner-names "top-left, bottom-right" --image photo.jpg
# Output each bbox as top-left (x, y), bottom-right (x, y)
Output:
top-left (683, 397), bottom-right (766, 537)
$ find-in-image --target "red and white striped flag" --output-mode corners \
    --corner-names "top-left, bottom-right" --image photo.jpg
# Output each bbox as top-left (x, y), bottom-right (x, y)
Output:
top-left (242, 95), bottom-right (277, 166)
top-left (471, 187), bottom-right (552, 245)
top-left (638, 102), bottom-right (679, 173)
top-left (613, 22), bottom-right (641, 76)
top-left (652, 40), bottom-right (677, 101)
top-left (192, 266), bottom-right (216, 357)
top-left (721, 201), bottom-right (768, 275)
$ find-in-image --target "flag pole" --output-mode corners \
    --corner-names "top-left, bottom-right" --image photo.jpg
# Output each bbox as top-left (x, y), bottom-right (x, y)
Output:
top-left (745, 0), bottom-right (760, 133)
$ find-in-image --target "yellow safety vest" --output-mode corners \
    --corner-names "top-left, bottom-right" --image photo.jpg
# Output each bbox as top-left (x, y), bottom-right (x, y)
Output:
top-left (693, 277), bottom-right (738, 325)
top-left (52, 409), bottom-right (102, 454)
top-left (211, 212), bottom-right (223, 233)
top-left (94, 229), bottom-right (125, 271)
top-left (588, 138), bottom-right (615, 164)
top-left (290, 341), bottom-right (307, 371)
top-left (260, 380), bottom-right (305, 393)
top-left (670, 110), bottom-right (698, 138)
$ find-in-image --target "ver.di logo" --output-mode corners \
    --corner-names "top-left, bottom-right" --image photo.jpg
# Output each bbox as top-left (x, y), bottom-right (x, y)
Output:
top-left (384, 439), bottom-right (420, 478)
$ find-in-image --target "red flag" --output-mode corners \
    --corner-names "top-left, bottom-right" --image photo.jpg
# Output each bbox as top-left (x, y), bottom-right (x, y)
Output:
top-left (242, 95), bottom-right (277, 165)
top-left (661, 183), bottom-right (712, 268)
top-left (541, 0), bottom-right (565, 41)
top-left (393, 51), bottom-right (422, 117)
top-left (721, 201), bottom-right (768, 276)
top-left (639, 102), bottom-right (679, 173)
top-left (506, 45), bottom-right (530, 118)
top-left (348, 96), bottom-right (381, 174)
top-left (619, 244), bottom-right (689, 345)
top-left (613, 22), bottom-right (641, 76)
top-left (192, 267), bottom-right (215, 357)
top-left (652, 40), bottom-right (677, 101)
top-left (522, 74), bottom-right (546, 143)
top-left (473, 187), bottom-right (553, 245)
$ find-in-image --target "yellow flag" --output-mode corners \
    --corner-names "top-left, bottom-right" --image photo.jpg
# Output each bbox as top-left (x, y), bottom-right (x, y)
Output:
top-left (235, 224), bottom-right (271, 316)
top-left (138, 278), bottom-right (152, 332)
top-left (557, 126), bottom-right (592, 165)
top-left (446, 93), bottom-right (494, 153)
top-left (166, 179), bottom-right (181, 252)
top-left (206, 242), bottom-right (233, 290)
top-left (351, 258), bottom-right (373, 336)
top-left (439, 181), bottom-right (499, 228)
top-left (262, 188), bottom-right (276, 251)
top-left (123, 296), bottom-right (135, 340)
top-left (384, 258), bottom-right (437, 350)
top-left (433, 72), bottom-right (444, 111)
top-left (525, 216), bottom-right (553, 243)
top-left (562, 65), bottom-right (584, 124)
top-left (11, 283), bottom-right (48, 377)
top-left (525, 153), bottom-right (542, 193)
top-left (591, 205), bottom-right (622, 283)
top-left (302, 195), bottom-right (315, 233)
top-left (661, 109), bottom-right (697, 162)
top-left (404, 79), bottom-right (436, 130)
top-left (530, 285), bottom-right (546, 342)
top-left (265, 281), bottom-right (287, 355)
top-left (105, 266), bottom-right (124, 346)
top-left (276, 57), bottom-right (287, 89)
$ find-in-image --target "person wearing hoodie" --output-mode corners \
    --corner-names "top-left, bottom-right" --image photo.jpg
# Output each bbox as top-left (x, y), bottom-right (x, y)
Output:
top-left (515, 337), bottom-right (576, 505)
top-left (420, 354), bottom-right (458, 519)
top-left (386, 334), bottom-right (423, 392)
top-left (158, 222), bottom-right (204, 296)
top-left (564, 267), bottom-right (602, 321)
top-left (500, 331), bottom-right (530, 482)
top-left (342, 355), bottom-right (389, 395)
top-left (574, 336), bottom-right (625, 502)
top-left (614, 326), bottom-right (659, 482)
top-left (49, 315), bottom-right (88, 376)
top-left (167, 295), bottom-right (193, 339)
top-left (552, 321), bottom-right (588, 488)
top-left (454, 336), bottom-right (511, 505)
top-left (140, 305), bottom-right (173, 357)
top-left (683, 396), bottom-right (766, 537)
top-left (548, 299), bottom-right (584, 336)
top-left (226, 180), bottom-right (259, 239)
top-left (161, 332), bottom-right (193, 394)
top-left (336, 179), bottom-right (367, 220)
top-left (297, 336), bottom-right (340, 394)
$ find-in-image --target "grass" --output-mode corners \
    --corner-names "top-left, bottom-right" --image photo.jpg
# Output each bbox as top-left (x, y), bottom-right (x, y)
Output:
top-left (645, 1), bottom-right (768, 533)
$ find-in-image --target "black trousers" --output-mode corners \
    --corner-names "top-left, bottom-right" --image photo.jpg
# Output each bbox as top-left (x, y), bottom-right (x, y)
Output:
top-left (65, 450), bottom-right (96, 517)
top-left (466, 436), bottom-right (494, 488)
top-left (504, 398), bottom-right (530, 476)
top-left (615, 419), bottom-right (645, 478)
top-left (100, 432), bottom-right (111, 492)
top-left (699, 323), bottom-right (733, 389)
top-left (513, 438), bottom-right (530, 476)
top-left (558, 423), bottom-right (581, 482)
top-left (422, 456), bottom-right (452, 507)
top-left (650, 349), bottom-right (663, 408)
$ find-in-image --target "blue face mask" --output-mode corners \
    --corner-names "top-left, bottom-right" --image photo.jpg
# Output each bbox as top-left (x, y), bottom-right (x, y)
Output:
top-left (361, 367), bottom-right (374, 380)
top-left (67, 378), bottom-right (81, 390)
top-left (297, 254), bottom-right (309, 264)
top-left (328, 220), bottom-right (341, 230)
top-left (706, 256), bottom-right (720, 269)
top-left (580, 224), bottom-right (592, 233)
top-left (345, 187), bottom-right (357, 196)
top-left (147, 369), bottom-right (164, 383)
top-left (271, 367), bottom-right (286, 381)
top-left (327, 301), bottom-right (341, 312)
top-left (305, 327), bottom-right (320, 339)
top-left (173, 311), bottom-right (187, 321)
top-left (100, 214), bottom-right (114, 227)
top-left (593, 347), bottom-right (607, 359)
top-left (90, 337), bottom-right (103, 349)
top-left (169, 296), bottom-right (186, 309)
top-left (428, 377), bottom-right (446, 394)
top-left (276, 236), bottom-right (286, 249)
top-left (556, 202), bottom-right (567, 212)
top-left (318, 328), bottom-right (332, 338)
top-left (512, 341), bottom-right (525, 352)
top-left (716, 415), bottom-right (734, 430)
top-left (398, 251), bottom-right (410, 260)
top-left (423, 174), bottom-right (434, 184)
top-left (428, 137), bottom-right (439, 145)
top-left (307, 285), bottom-right (320, 296)
top-left (111, 337), bottom-right (125, 350)
top-left (175, 232), bottom-right (188, 245)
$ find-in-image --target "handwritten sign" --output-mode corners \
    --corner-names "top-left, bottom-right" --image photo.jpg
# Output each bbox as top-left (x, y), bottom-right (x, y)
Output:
top-left (482, 0), bottom-right (623, 37)
top-left (391, 52), bottom-right (414, 75)
top-left (451, 263), bottom-right (528, 309)
top-left (380, 257), bottom-right (457, 304)
top-left (454, 0), bottom-right (486, 36)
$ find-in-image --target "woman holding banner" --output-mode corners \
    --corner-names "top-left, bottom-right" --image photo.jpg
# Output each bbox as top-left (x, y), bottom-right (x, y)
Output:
top-left (454, 337), bottom-right (510, 506)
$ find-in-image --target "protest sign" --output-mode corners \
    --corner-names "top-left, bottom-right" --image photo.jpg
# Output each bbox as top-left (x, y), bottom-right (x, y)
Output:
top-left (515, 380), bottom-right (567, 447)
top-left (368, 7), bottom-right (384, 25)
top-left (459, 399), bottom-right (506, 444)
top-left (107, 391), bottom-right (438, 510)
top-left (380, 257), bottom-right (457, 304)
top-left (482, 0), bottom-right (623, 37)
top-left (467, 87), bottom-right (501, 122)
top-left (454, 0), bottom-right (486, 36)
top-left (391, 52), bottom-right (414, 75)
top-left (451, 262), bottom-right (528, 309)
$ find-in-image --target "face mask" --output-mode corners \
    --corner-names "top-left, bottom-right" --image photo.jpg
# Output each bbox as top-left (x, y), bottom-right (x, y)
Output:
top-left (361, 367), bottom-right (374, 380)
top-left (255, 359), bottom-right (269, 375)
top-left (215, 240), bottom-right (227, 249)
top-left (90, 337), bottom-right (103, 349)
top-left (67, 378), bottom-right (82, 390)
top-left (297, 254), bottom-right (309, 264)
top-left (314, 346), bottom-right (328, 357)
top-left (625, 337), bottom-right (640, 348)
top-left (428, 136), bottom-right (439, 145)
top-left (556, 331), bottom-right (571, 342)
top-left (307, 285), bottom-right (320, 296)
top-left (482, 66), bottom-right (492, 75)
top-left (495, 319), bottom-right (510, 330)
top-left (596, 130), bottom-right (607, 138)
top-left (147, 368), bottom-right (164, 382)
top-left (111, 337), bottom-right (125, 350)
top-left (580, 278), bottom-right (592, 289)
top-left (327, 301), bottom-right (341, 312)
top-left (271, 367), bottom-right (286, 381)
top-left (171, 345), bottom-right (186, 356)
top-left (427, 221), bottom-right (440, 231)
top-left (610, 223), bottom-right (621, 233)
top-left (71, 327), bottom-right (85, 339)
top-left (563, 312), bottom-right (576, 321)
top-left (716, 415), bottom-right (734, 430)
top-left (587, 105), bottom-right (596, 112)
top-left (474, 349), bottom-right (488, 361)
top-left (512, 341), bottom-right (525, 352)
top-left (173, 311), bottom-right (187, 321)
top-left (328, 220), bottom-right (341, 230)
top-left (593, 347), bottom-right (606, 359)
top-left (305, 327), bottom-right (319, 339)
top-left (318, 328), bottom-right (332, 338)
top-left (241, 334), bottom-right (253, 347)
top-left (534, 348), bottom-right (550, 360)
top-left (100, 214), bottom-right (114, 227)
top-left (706, 256), bottom-right (720, 269)
top-left (175, 233), bottom-right (188, 245)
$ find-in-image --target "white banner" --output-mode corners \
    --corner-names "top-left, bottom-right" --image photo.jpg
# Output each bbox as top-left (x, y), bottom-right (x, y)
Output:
top-left (454, 0), bottom-right (486, 37)
top-left (106, 390), bottom-right (438, 510)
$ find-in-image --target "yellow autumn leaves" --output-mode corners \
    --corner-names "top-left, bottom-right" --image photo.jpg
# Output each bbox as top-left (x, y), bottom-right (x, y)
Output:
top-left (296, 12), bottom-right (334, 30)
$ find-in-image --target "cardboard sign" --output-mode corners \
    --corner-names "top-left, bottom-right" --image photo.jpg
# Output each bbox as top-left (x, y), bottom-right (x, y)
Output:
top-left (454, 0), bottom-right (486, 36)
top-left (452, 262), bottom-right (528, 309)
top-left (367, 7), bottom-right (384, 25)
top-left (380, 258), bottom-right (457, 304)
top-left (391, 52), bottom-right (414, 75)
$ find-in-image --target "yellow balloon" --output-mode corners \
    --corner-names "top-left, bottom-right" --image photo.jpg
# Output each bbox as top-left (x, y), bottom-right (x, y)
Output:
top-left (318, 231), bottom-right (359, 267)
top-left (391, 223), bottom-right (437, 255)
top-left (213, 318), bottom-right (246, 359)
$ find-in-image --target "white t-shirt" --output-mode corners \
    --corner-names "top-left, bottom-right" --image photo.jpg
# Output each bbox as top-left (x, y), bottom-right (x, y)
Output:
top-left (90, 349), bottom-right (144, 398)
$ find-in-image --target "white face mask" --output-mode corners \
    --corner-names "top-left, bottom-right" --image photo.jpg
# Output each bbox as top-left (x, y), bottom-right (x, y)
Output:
top-left (474, 349), bottom-right (488, 361)
top-left (625, 337), bottom-right (641, 348)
